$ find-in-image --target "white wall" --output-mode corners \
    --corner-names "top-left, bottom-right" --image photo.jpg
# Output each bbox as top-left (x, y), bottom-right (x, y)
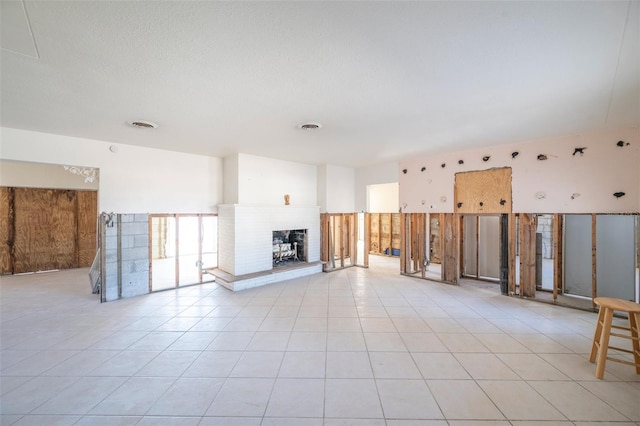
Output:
top-left (223, 154), bottom-right (239, 204)
top-left (320, 164), bottom-right (355, 213)
top-left (367, 182), bottom-right (399, 213)
top-left (399, 127), bottom-right (640, 213)
top-left (355, 162), bottom-right (398, 212)
top-left (237, 153), bottom-right (317, 206)
top-left (0, 127), bottom-right (223, 213)
top-left (317, 165), bottom-right (327, 212)
top-left (1, 159), bottom-right (99, 190)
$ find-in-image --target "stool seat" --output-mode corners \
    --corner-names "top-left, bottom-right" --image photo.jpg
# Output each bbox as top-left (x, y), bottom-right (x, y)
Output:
top-left (589, 297), bottom-right (640, 379)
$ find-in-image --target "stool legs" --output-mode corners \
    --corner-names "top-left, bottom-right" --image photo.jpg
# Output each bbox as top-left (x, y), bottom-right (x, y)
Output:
top-left (589, 307), bottom-right (605, 363)
top-left (595, 307), bottom-right (614, 379)
top-left (630, 312), bottom-right (640, 374)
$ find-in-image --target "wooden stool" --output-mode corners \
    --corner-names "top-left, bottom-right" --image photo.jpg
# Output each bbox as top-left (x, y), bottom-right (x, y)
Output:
top-left (589, 297), bottom-right (640, 379)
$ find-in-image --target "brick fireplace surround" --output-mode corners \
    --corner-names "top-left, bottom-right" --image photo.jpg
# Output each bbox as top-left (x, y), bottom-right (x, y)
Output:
top-left (215, 205), bottom-right (322, 291)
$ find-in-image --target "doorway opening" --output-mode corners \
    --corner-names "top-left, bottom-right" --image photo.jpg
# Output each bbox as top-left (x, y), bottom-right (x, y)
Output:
top-left (149, 214), bottom-right (217, 291)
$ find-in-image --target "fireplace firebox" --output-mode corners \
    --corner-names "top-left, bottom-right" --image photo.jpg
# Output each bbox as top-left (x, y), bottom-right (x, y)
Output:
top-left (273, 229), bottom-right (307, 267)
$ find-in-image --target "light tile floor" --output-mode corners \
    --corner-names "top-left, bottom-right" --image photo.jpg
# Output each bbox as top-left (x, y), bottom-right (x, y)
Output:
top-left (1, 256), bottom-right (639, 426)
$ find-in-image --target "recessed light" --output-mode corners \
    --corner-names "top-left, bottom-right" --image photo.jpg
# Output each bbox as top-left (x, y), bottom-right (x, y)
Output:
top-left (300, 123), bottom-right (321, 130)
top-left (129, 120), bottom-right (157, 129)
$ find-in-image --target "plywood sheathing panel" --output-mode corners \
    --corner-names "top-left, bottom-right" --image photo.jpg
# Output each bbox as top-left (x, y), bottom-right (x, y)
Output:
top-left (0, 187), bottom-right (12, 274)
top-left (454, 167), bottom-right (512, 214)
top-left (519, 213), bottom-right (537, 298)
top-left (13, 188), bottom-right (77, 273)
top-left (77, 191), bottom-right (97, 267)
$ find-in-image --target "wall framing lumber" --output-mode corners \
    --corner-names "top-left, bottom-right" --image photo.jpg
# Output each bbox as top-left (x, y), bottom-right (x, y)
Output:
top-left (519, 213), bottom-right (537, 298)
top-left (442, 213), bottom-right (458, 284)
top-left (508, 214), bottom-right (516, 296)
top-left (363, 213), bottom-right (371, 267)
top-left (553, 214), bottom-right (563, 301)
top-left (400, 213), bottom-right (408, 274)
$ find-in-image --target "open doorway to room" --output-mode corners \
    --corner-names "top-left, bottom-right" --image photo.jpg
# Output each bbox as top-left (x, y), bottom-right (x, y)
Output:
top-left (365, 182), bottom-right (401, 269)
top-left (460, 214), bottom-right (500, 283)
top-left (425, 214), bottom-right (442, 280)
top-left (321, 213), bottom-right (356, 271)
top-left (149, 214), bottom-right (217, 291)
top-left (562, 214), bottom-right (638, 304)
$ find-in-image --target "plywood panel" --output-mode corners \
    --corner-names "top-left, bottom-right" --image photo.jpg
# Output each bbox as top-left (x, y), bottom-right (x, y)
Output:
top-left (454, 167), bottom-right (512, 214)
top-left (0, 187), bottom-right (12, 274)
top-left (77, 191), bottom-right (97, 267)
top-left (13, 188), bottom-right (77, 273)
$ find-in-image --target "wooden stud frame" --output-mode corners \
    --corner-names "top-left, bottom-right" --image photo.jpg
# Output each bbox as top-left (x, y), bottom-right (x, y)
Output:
top-left (508, 214), bottom-right (517, 296)
top-left (553, 214), bottom-right (563, 302)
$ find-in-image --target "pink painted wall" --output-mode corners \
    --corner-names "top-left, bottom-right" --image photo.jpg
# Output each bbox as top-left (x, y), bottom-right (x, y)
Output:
top-left (399, 127), bottom-right (639, 213)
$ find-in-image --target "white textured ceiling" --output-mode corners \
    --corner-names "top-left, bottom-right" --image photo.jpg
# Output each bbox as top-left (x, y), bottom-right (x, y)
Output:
top-left (1, 1), bottom-right (638, 168)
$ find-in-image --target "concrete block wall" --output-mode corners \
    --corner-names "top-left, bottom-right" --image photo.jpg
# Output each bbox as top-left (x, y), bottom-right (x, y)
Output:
top-left (536, 215), bottom-right (554, 259)
top-left (102, 213), bottom-right (150, 302)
